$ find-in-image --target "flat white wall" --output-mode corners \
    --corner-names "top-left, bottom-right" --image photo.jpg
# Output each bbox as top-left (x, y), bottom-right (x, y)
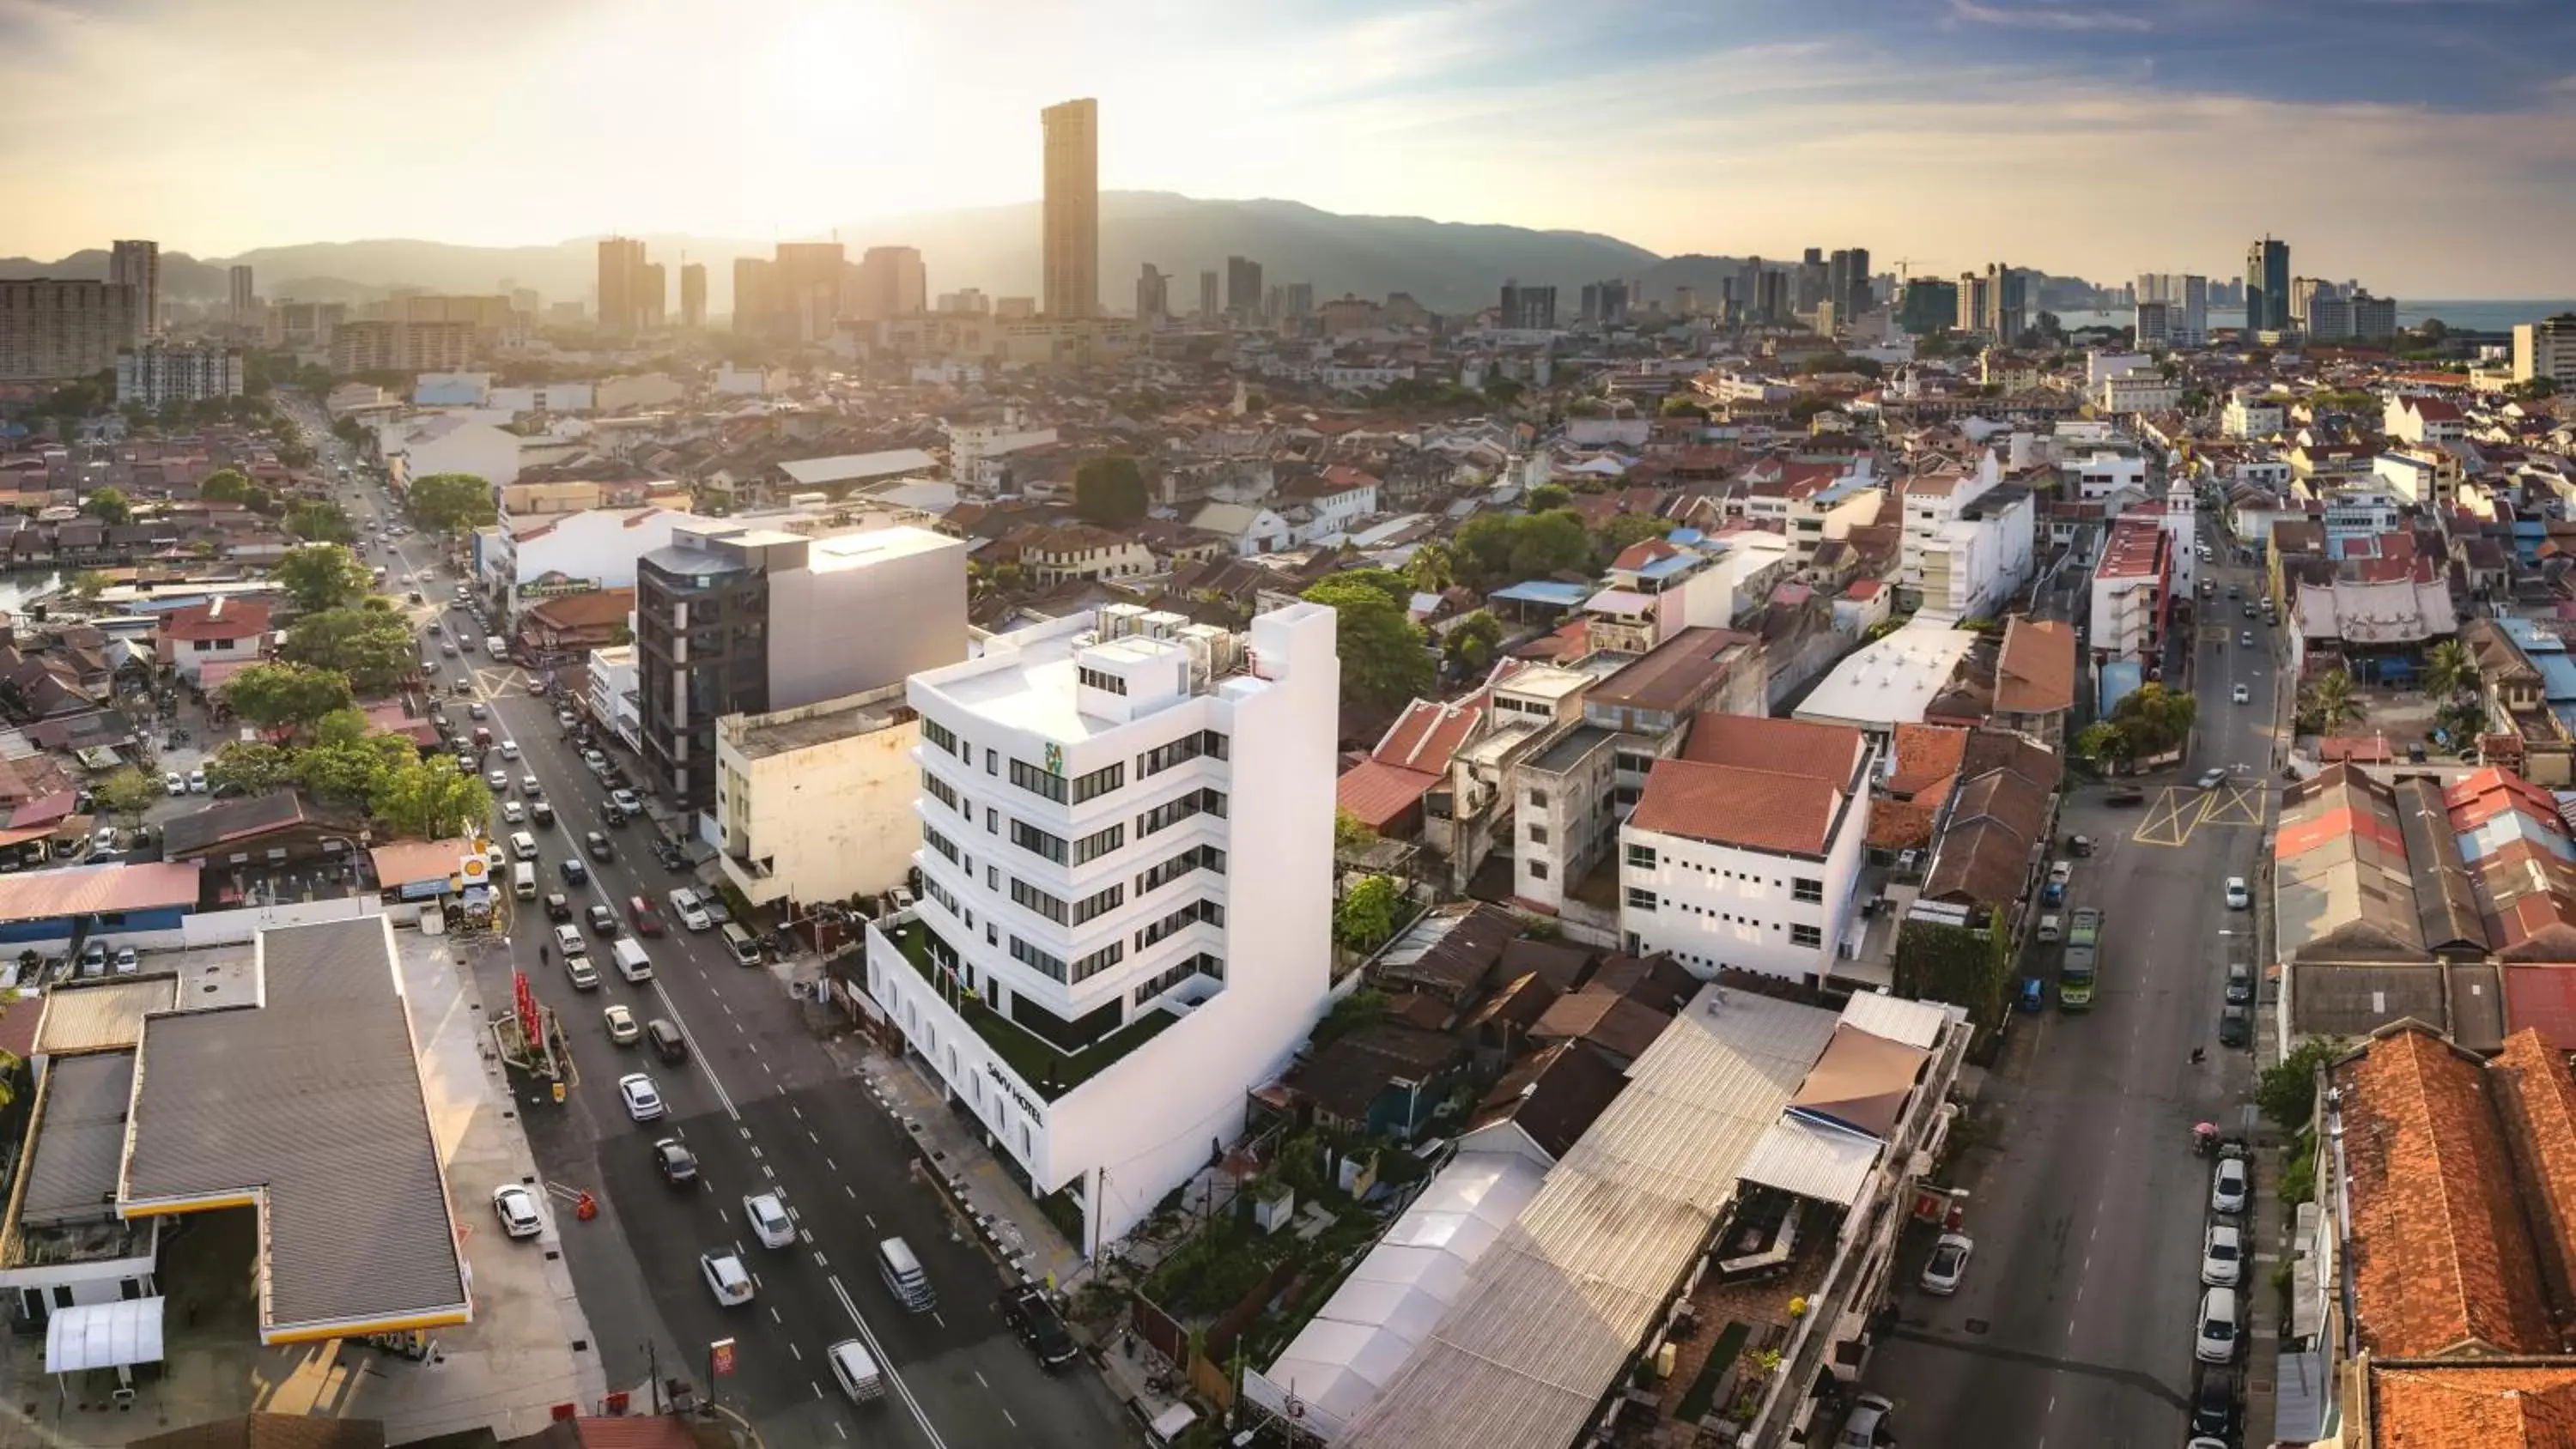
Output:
top-left (716, 718), bottom-right (920, 906)
top-left (504, 508), bottom-right (694, 593)
top-left (180, 894), bottom-right (382, 949)
top-left (1619, 793), bottom-right (1869, 984)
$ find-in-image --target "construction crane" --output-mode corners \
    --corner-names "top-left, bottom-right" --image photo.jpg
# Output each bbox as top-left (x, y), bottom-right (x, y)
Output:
top-left (1891, 258), bottom-right (1916, 285)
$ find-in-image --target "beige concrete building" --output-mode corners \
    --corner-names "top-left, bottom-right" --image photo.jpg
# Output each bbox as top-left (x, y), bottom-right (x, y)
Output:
top-left (0, 279), bottom-right (141, 382)
top-left (714, 685), bottom-right (920, 909)
top-left (1041, 98), bottom-right (1099, 318)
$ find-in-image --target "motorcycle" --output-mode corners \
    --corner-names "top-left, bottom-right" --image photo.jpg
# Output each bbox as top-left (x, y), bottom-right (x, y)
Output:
top-left (2192, 1123), bottom-right (2219, 1158)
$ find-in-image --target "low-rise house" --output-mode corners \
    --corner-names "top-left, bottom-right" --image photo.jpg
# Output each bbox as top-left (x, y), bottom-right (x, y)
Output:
top-left (1016, 524), bottom-right (1155, 586)
top-left (514, 587), bottom-right (635, 659)
top-left (154, 597), bottom-right (270, 684)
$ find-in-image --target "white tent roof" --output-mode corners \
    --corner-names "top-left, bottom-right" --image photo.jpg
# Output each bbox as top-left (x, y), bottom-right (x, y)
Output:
top-left (46, 1297), bottom-right (165, 1373)
top-left (1248, 1152), bottom-right (1545, 1432)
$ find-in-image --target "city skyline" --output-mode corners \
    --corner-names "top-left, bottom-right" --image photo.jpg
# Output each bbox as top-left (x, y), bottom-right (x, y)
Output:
top-left (5, 0), bottom-right (2575, 295)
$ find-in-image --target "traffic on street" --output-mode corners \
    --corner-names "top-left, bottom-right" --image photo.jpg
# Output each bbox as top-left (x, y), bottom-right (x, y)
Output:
top-left (285, 402), bottom-right (1134, 1448)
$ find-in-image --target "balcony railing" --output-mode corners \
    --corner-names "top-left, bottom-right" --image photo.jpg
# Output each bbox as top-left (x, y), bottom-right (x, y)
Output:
top-left (884, 917), bottom-right (1179, 1101)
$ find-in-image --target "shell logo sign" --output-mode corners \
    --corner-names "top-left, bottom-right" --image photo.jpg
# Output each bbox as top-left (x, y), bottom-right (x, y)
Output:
top-left (458, 856), bottom-right (490, 888)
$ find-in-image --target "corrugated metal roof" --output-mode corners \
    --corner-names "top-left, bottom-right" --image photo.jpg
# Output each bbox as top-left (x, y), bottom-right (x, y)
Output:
top-left (0, 862), bottom-right (199, 925)
top-left (1343, 987), bottom-right (1839, 1449)
top-left (1838, 991), bottom-right (1955, 1050)
top-left (122, 916), bottom-right (467, 1337)
top-left (36, 978), bottom-right (176, 1057)
top-left (1738, 1114), bottom-right (1880, 1207)
top-left (21, 1052), bottom-right (137, 1226)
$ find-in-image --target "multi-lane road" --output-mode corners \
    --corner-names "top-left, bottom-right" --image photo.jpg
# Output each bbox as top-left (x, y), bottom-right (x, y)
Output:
top-left (1868, 515), bottom-right (2276, 1447)
top-left (291, 403), bottom-right (1134, 1447)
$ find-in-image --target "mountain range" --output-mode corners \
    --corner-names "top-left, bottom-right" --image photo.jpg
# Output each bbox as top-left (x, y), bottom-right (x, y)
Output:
top-left (0, 193), bottom-right (1796, 319)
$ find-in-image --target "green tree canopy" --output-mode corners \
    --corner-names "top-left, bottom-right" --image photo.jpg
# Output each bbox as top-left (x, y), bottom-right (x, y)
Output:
top-left (1071, 455), bottom-right (1150, 528)
top-left (1594, 512), bottom-right (1672, 565)
top-left (2258, 1037), bottom-right (2343, 1131)
top-left (1451, 510), bottom-right (1595, 590)
top-left (273, 543), bottom-right (374, 614)
top-left (1303, 576), bottom-right (1436, 712)
top-left (68, 571), bottom-right (109, 603)
top-left (1403, 542), bottom-right (1457, 595)
top-left (81, 488), bottom-right (133, 525)
top-left (286, 500), bottom-right (353, 543)
top-left (221, 662), bottom-right (357, 737)
top-left (281, 603), bottom-right (416, 694)
top-left (2423, 639), bottom-right (2479, 701)
top-left (199, 468), bottom-right (262, 505)
top-left (372, 755), bottom-right (491, 840)
top-left (297, 729), bottom-right (419, 807)
top-left (409, 473), bottom-right (499, 533)
top-left (1443, 610), bottom-right (1504, 675)
top-left (1524, 483), bottom-right (1573, 513)
top-left (205, 742), bottom-right (296, 797)
top-left (2107, 682), bottom-right (2197, 756)
top-left (1334, 876), bottom-right (1405, 952)
top-left (94, 766), bottom-right (161, 820)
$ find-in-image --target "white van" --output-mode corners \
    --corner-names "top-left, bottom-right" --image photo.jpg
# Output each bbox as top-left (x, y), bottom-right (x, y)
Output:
top-left (825, 1338), bottom-right (885, 1404)
top-left (876, 1236), bottom-right (935, 1313)
top-left (511, 862), bottom-right (537, 900)
top-left (483, 634), bottom-right (508, 657)
top-left (720, 923), bottom-right (761, 967)
top-left (611, 937), bottom-right (653, 983)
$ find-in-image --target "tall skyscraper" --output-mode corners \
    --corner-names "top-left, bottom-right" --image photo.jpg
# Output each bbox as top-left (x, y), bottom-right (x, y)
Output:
top-left (1040, 98), bottom-right (1099, 318)
top-left (1498, 280), bottom-right (1558, 330)
top-left (1227, 257), bottom-right (1263, 319)
top-left (1199, 270), bottom-right (1219, 322)
top-left (1980, 263), bottom-right (2026, 340)
top-left (1284, 282), bottom-right (1313, 320)
top-left (111, 240), bottom-right (161, 338)
top-left (680, 264), bottom-right (707, 330)
top-left (1135, 264), bottom-right (1169, 322)
top-left (596, 237), bottom-right (647, 336)
top-left (2244, 237), bottom-right (2290, 334)
top-left (733, 258), bottom-right (775, 335)
top-left (228, 265), bottom-right (255, 324)
top-left (639, 263), bottom-right (666, 330)
top-left (853, 246), bottom-right (928, 321)
top-left (1839, 247), bottom-right (1871, 319)
top-left (1797, 248), bottom-right (1826, 313)
top-left (774, 242), bottom-right (846, 343)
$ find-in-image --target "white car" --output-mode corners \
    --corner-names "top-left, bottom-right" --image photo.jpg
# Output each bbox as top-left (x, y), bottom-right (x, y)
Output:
top-left (2211, 1155), bottom-right (2250, 1216)
top-left (1919, 1232), bottom-right (1972, 1295)
top-left (500, 740), bottom-right (520, 760)
top-left (2225, 876), bottom-right (2250, 910)
top-left (509, 830), bottom-right (538, 861)
top-left (611, 788), bottom-right (642, 814)
top-left (491, 1184), bottom-right (544, 1240)
top-left (1834, 1393), bottom-right (1895, 1449)
top-left (2232, 683), bottom-right (2250, 704)
top-left (701, 1250), bottom-right (754, 1307)
top-left (744, 1191), bottom-right (795, 1249)
top-left (2197, 767), bottom-right (2228, 790)
top-left (618, 1072), bottom-right (665, 1122)
top-left (2201, 1222), bottom-right (2244, 1287)
top-left (669, 888), bottom-right (713, 932)
top-left (163, 771), bottom-right (185, 796)
top-left (501, 801), bottom-right (526, 825)
top-left (488, 769), bottom-right (509, 791)
top-left (187, 768), bottom-right (206, 793)
top-left (2196, 1286), bottom-right (2239, 1363)
top-left (604, 1003), bottom-right (641, 1045)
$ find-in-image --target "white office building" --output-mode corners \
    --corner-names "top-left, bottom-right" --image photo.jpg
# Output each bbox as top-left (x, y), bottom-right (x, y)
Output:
top-left (863, 603), bottom-right (1341, 1249)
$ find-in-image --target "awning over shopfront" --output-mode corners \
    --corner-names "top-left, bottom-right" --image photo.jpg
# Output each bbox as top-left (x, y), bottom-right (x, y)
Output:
top-left (46, 1297), bottom-right (165, 1373)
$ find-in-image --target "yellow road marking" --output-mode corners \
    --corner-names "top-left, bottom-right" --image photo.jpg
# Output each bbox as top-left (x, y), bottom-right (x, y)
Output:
top-left (2131, 787), bottom-right (2199, 847)
top-left (2199, 781), bottom-right (2268, 828)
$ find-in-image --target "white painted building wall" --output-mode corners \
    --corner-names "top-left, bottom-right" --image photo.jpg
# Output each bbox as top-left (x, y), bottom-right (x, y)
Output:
top-left (587, 645), bottom-right (641, 752)
top-left (713, 690), bottom-right (922, 908)
top-left (864, 603), bottom-right (1340, 1247)
top-left (1617, 785), bottom-right (1871, 984)
top-left (489, 506), bottom-right (696, 613)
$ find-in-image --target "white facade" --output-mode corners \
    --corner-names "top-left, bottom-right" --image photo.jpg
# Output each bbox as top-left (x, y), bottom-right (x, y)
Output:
top-left (2084, 351), bottom-right (2154, 388)
top-left (714, 687), bottom-right (920, 909)
top-left (863, 603), bottom-right (1340, 1248)
top-left (2223, 393), bottom-right (2287, 439)
top-left (488, 506), bottom-right (696, 614)
top-left (386, 415), bottom-right (524, 488)
top-left (115, 343), bottom-right (243, 409)
top-left (1618, 762), bottom-right (1873, 985)
top-left (1917, 485), bottom-right (2037, 619)
top-left (2514, 317), bottom-right (2576, 385)
top-left (587, 645), bottom-right (641, 752)
top-left (1286, 478), bottom-right (1381, 545)
top-left (2097, 373), bottom-right (2183, 415)
top-left (2372, 452), bottom-right (2439, 506)
top-left (945, 419), bottom-right (1060, 489)
top-left (2063, 448), bottom-right (2150, 502)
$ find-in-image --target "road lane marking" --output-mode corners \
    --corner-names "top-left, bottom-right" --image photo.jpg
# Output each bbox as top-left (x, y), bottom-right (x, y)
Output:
top-left (771, 1306), bottom-right (782, 1324)
top-left (792, 1104), bottom-right (804, 1120)
top-left (765, 1164), bottom-right (776, 1179)
top-left (1002, 1409), bottom-right (1017, 1428)
top-left (835, 1424), bottom-right (848, 1440)
top-left (845, 1185), bottom-right (856, 1198)
top-left (750, 1146), bottom-right (762, 1160)
top-left (790, 1342), bottom-right (802, 1361)
top-left (975, 1371), bottom-right (989, 1388)
top-left (813, 1251), bottom-right (829, 1268)
top-left (810, 1131), bottom-right (820, 1143)
top-left (829, 1273), bottom-right (948, 1448)
top-left (933, 1311), bottom-right (946, 1329)
top-left (826, 1158), bottom-right (837, 1172)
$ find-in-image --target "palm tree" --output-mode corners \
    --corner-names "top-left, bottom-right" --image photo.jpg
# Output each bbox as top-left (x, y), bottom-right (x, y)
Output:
top-left (2423, 640), bottom-right (2478, 702)
top-left (1405, 542), bottom-right (1457, 595)
top-left (2302, 670), bottom-right (2363, 733)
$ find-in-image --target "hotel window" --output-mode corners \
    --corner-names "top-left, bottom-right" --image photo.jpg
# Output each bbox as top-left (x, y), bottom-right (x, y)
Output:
top-left (1073, 823), bottom-right (1126, 865)
top-left (1008, 936), bottom-right (1068, 982)
top-left (1793, 877), bottom-right (1824, 904)
top-left (921, 718), bottom-right (957, 756)
top-left (1625, 888), bottom-right (1657, 912)
top-left (1072, 762), bottom-right (1125, 803)
top-left (1791, 924), bottom-right (1823, 949)
top-left (1010, 758), bottom-right (1068, 803)
top-left (1078, 666), bottom-right (1129, 696)
top-left (1073, 882), bottom-right (1125, 925)
top-left (1069, 941), bottom-right (1125, 984)
top-left (1010, 876), bottom-right (1069, 925)
top-left (1010, 819), bottom-right (1068, 864)
top-left (920, 771), bottom-right (957, 810)
top-left (1625, 844), bottom-right (1657, 870)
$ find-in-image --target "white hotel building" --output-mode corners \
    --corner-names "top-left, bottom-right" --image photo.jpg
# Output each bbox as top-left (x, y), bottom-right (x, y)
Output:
top-left (864, 603), bottom-right (1340, 1249)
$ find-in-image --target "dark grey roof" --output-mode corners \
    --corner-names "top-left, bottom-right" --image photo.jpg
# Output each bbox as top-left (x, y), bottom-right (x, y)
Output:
top-left (123, 916), bottom-right (467, 1336)
top-left (21, 1052), bottom-right (137, 1227)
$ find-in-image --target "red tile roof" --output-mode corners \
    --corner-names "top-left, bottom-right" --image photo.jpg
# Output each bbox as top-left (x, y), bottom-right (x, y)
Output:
top-left (1335, 760), bottom-right (1439, 832)
top-left (157, 597), bottom-right (271, 641)
top-left (1993, 616), bottom-right (2075, 716)
top-left (2366, 1365), bottom-right (2576, 1448)
top-left (2490, 1028), bottom-right (2576, 1328)
top-left (2336, 1026), bottom-right (2561, 1360)
top-left (1678, 712), bottom-right (1862, 786)
top-left (1628, 758), bottom-right (1842, 858)
top-left (1370, 691), bottom-right (1492, 773)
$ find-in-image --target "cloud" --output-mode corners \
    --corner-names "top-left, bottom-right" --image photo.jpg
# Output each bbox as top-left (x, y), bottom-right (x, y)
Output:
top-left (1945, 0), bottom-right (2154, 32)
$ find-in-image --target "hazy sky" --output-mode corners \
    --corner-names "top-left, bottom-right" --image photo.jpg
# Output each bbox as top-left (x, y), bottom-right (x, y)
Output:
top-left (7, 0), bottom-right (2575, 294)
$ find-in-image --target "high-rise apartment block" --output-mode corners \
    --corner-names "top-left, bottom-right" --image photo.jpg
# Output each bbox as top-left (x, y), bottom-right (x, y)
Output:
top-left (2305, 289), bottom-right (2396, 343)
top-left (266, 300), bottom-right (347, 352)
top-left (328, 320), bottom-right (473, 373)
top-left (1580, 280), bottom-right (1631, 327)
top-left (680, 264), bottom-right (707, 330)
top-left (635, 518), bottom-right (969, 811)
top-left (733, 258), bottom-right (773, 335)
top-left (1198, 270), bottom-right (1219, 322)
top-left (2513, 315), bottom-right (2576, 385)
top-left (2135, 273), bottom-right (2208, 347)
top-left (1897, 278), bottom-right (1957, 336)
top-left (116, 342), bottom-right (244, 409)
top-left (1498, 279), bottom-right (1558, 330)
top-left (639, 264), bottom-right (666, 330)
top-left (1041, 98), bottom-right (1100, 318)
top-left (1980, 264), bottom-right (2027, 341)
top-left (2244, 237), bottom-right (2291, 334)
top-left (228, 265), bottom-right (256, 324)
top-left (862, 602), bottom-right (1340, 1247)
top-left (1284, 282), bottom-right (1313, 321)
top-left (1227, 257), bottom-right (1264, 320)
top-left (0, 279), bottom-right (142, 381)
top-left (1135, 264), bottom-right (1168, 322)
top-left (111, 240), bottom-right (161, 338)
top-left (772, 242), bottom-right (846, 343)
top-left (852, 246), bottom-right (928, 322)
top-left (596, 237), bottom-right (650, 337)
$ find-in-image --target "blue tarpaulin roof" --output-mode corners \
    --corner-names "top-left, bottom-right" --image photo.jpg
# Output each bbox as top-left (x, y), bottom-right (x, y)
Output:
top-left (1488, 580), bottom-right (1595, 607)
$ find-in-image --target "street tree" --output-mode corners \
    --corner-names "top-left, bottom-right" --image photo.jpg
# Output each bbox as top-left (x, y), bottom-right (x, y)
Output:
top-left (94, 766), bottom-right (161, 821)
top-left (1403, 542), bottom-right (1457, 595)
top-left (1303, 574), bottom-right (1435, 712)
top-left (296, 728), bottom-right (416, 807)
top-left (2422, 640), bottom-right (2478, 702)
top-left (2106, 682), bottom-right (2197, 757)
top-left (408, 473), bottom-right (499, 533)
top-left (199, 468), bottom-right (261, 505)
top-left (67, 571), bottom-right (109, 603)
top-left (274, 543), bottom-right (374, 614)
top-left (1525, 483), bottom-right (1572, 513)
top-left (1071, 455), bottom-right (1150, 528)
top-left (2258, 1037), bottom-right (2344, 1131)
top-left (2300, 670), bottom-right (2363, 734)
top-left (221, 662), bottom-right (356, 737)
top-left (281, 603), bottom-right (416, 694)
top-left (286, 500), bottom-right (353, 543)
top-left (1453, 511), bottom-right (1593, 589)
top-left (371, 755), bottom-right (491, 840)
top-left (1334, 876), bottom-right (1405, 952)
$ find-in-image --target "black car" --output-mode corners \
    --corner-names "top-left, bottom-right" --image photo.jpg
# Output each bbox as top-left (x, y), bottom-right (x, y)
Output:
top-left (586, 903), bottom-right (619, 937)
top-left (2105, 787), bottom-right (2146, 806)
top-left (2218, 1003), bottom-right (2251, 1048)
top-left (653, 1137), bottom-right (698, 1187)
top-left (2191, 1372), bottom-right (2238, 1439)
top-left (560, 857), bottom-right (589, 885)
top-left (544, 892), bottom-right (573, 922)
top-left (586, 831), bottom-right (614, 861)
top-left (531, 799), bottom-right (556, 828)
top-left (999, 1286), bottom-right (1078, 1370)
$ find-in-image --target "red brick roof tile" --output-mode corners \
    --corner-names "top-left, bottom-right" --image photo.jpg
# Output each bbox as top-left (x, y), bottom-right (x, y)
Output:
top-left (1628, 758), bottom-right (1841, 858)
